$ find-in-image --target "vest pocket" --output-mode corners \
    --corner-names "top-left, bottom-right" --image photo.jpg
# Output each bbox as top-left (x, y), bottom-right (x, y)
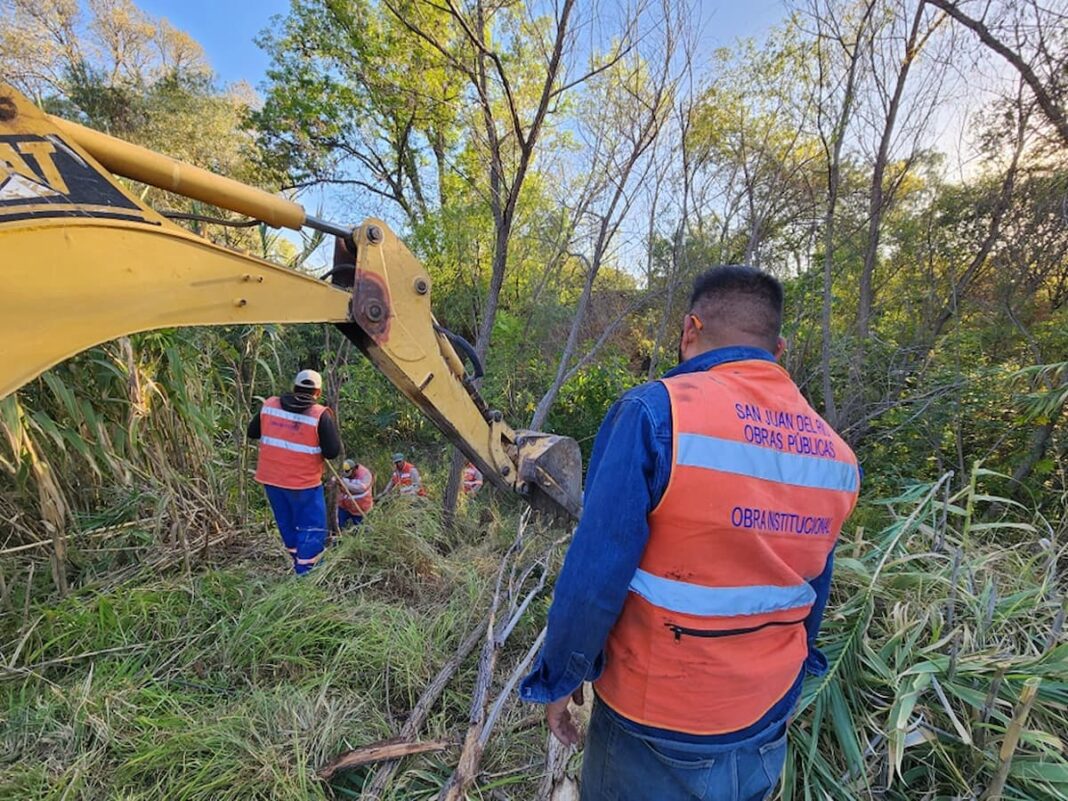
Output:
top-left (665, 618), bottom-right (806, 642)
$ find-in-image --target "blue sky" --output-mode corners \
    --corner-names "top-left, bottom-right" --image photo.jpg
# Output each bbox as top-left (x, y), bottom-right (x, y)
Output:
top-left (137, 1), bottom-right (789, 88)
top-left (137, 0), bottom-right (292, 86)
top-left (130, 0), bottom-right (791, 260)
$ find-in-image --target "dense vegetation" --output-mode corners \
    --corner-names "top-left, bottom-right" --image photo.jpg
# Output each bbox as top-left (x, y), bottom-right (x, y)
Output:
top-left (1, 0), bottom-right (1065, 799)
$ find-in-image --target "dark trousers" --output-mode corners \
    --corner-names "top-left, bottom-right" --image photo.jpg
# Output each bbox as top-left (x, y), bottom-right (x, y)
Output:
top-left (337, 508), bottom-right (364, 529)
top-left (579, 698), bottom-right (788, 801)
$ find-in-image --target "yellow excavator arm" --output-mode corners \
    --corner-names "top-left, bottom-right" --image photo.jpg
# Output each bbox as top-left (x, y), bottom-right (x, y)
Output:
top-left (0, 84), bottom-right (582, 519)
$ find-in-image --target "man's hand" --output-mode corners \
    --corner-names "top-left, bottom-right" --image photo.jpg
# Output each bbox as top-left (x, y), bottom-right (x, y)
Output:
top-left (546, 684), bottom-right (585, 746)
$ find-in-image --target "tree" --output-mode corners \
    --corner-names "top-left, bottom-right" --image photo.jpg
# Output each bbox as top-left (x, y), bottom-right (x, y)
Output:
top-left (254, 0), bottom-right (466, 226)
top-left (529, 1), bottom-right (683, 429)
top-left (0, 0), bottom-right (211, 100)
top-left (801, 0), bottom-right (878, 428)
top-left (855, 1), bottom-right (945, 359)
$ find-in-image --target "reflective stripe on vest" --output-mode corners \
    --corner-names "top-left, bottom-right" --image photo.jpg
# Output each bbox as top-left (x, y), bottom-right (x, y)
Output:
top-left (259, 436), bottom-right (321, 455)
top-left (628, 568), bottom-right (816, 617)
top-left (676, 434), bottom-right (858, 492)
top-left (595, 359), bottom-right (859, 735)
top-left (261, 406), bottom-right (321, 427)
top-left (254, 397), bottom-right (328, 490)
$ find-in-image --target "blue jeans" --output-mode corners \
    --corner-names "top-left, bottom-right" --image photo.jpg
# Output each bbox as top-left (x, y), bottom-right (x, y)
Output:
top-left (579, 699), bottom-right (788, 801)
top-left (337, 508), bottom-right (363, 529)
top-left (263, 484), bottom-right (327, 574)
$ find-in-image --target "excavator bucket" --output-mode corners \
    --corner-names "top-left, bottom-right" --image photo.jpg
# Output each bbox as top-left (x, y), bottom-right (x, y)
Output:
top-left (516, 432), bottom-right (584, 520)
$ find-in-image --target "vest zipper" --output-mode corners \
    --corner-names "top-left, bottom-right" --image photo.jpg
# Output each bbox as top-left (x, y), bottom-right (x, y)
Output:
top-left (665, 617), bottom-right (807, 642)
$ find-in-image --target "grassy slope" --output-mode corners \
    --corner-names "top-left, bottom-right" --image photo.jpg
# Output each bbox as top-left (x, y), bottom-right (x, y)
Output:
top-left (2, 475), bottom-right (1067, 800)
top-left (1, 500), bottom-right (553, 800)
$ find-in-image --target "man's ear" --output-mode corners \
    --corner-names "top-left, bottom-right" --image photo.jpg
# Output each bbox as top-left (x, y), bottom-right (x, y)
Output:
top-left (680, 314), bottom-right (701, 357)
top-left (774, 336), bottom-right (787, 360)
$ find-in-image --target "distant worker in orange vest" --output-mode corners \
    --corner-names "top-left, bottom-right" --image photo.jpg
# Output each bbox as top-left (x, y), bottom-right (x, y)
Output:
top-left (520, 267), bottom-right (860, 801)
top-left (335, 458), bottom-right (374, 529)
top-left (461, 461), bottom-right (484, 495)
top-left (247, 369), bottom-right (340, 574)
top-left (381, 452), bottom-right (426, 498)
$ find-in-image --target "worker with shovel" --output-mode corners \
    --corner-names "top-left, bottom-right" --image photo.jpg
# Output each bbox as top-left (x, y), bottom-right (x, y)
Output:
top-left (247, 369), bottom-right (340, 574)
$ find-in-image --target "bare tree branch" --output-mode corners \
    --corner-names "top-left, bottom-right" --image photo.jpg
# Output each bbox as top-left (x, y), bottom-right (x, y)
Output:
top-left (924, 0), bottom-right (1068, 145)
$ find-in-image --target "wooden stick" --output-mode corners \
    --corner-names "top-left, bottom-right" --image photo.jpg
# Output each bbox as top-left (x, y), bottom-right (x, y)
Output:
top-left (436, 513), bottom-right (530, 801)
top-left (479, 627), bottom-right (547, 749)
top-left (537, 732), bottom-right (578, 801)
top-left (0, 562), bottom-right (12, 614)
top-left (496, 566), bottom-right (547, 646)
top-left (981, 677), bottom-right (1041, 801)
top-left (318, 738), bottom-right (450, 781)
top-left (974, 668), bottom-right (1005, 751)
top-left (21, 562), bottom-right (34, 630)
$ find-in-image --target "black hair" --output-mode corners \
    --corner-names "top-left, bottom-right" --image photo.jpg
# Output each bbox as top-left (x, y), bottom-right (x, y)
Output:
top-left (688, 265), bottom-right (784, 349)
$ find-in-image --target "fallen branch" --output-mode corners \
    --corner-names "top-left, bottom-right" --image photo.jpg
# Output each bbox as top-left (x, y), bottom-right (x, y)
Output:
top-left (436, 511), bottom-right (532, 801)
top-left (537, 732), bottom-right (579, 801)
top-left (318, 737), bottom-right (450, 781)
top-left (479, 627), bottom-right (547, 749)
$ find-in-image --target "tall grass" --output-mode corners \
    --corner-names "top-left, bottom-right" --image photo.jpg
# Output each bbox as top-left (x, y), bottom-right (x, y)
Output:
top-left (0, 501), bottom-right (507, 801)
top-left (0, 325), bottom-right (292, 597)
top-left (1, 471), bottom-right (1064, 800)
top-left (784, 467), bottom-right (1067, 800)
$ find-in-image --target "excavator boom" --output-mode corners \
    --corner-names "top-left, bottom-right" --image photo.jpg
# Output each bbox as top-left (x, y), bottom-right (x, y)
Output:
top-left (0, 84), bottom-right (582, 519)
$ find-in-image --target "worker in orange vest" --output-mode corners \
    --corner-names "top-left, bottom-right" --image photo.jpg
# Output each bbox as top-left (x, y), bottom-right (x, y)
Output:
top-left (461, 461), bottom-right (483, 495)
top-left (247, 369), bottom-right (340, 574)
top-left (381, 452), bottom-right (427, 498)
top-left (335, 458), bottom-right (374, 529)
top-left (520, 267), bottom-right (860, 801)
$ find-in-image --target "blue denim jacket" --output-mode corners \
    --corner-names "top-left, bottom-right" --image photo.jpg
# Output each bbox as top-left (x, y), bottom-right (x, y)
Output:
top-left (519, 346), bottom-right (839, 744)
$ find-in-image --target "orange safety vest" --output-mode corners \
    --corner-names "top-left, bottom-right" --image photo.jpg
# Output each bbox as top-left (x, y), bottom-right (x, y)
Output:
top-left (253, 397), bottom-right (328, 490)
top-left (339, 465), bottom-right (374, 514)
top-left (462, 464), bottom-right (483, 493)
top-left (595, 359), bottom-right (860, 735)
top-left (392, 462), bottom-right (426, 496)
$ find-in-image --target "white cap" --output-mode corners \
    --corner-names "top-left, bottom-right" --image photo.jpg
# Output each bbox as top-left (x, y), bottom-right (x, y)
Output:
top-left (294, 369), bottom-right (322, 390)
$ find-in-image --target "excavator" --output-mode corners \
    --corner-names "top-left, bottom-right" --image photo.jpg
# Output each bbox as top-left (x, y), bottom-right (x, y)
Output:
top-left (0, 83), bottom-right (583, 520)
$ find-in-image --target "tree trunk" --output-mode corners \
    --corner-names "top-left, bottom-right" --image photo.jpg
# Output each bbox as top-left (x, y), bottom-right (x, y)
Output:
top-left (530, 256), bottom-right (597, 430)
top-left (853, 2), bottom-right (929, 408)
top-left (819, 173), bottom-right (840, 429)
top-left (441, 0), bottom-right (576, 524)
top-left (813, 0), bottom-right (877, 430)
top-left (441, 449), bottom-right (465, 531)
